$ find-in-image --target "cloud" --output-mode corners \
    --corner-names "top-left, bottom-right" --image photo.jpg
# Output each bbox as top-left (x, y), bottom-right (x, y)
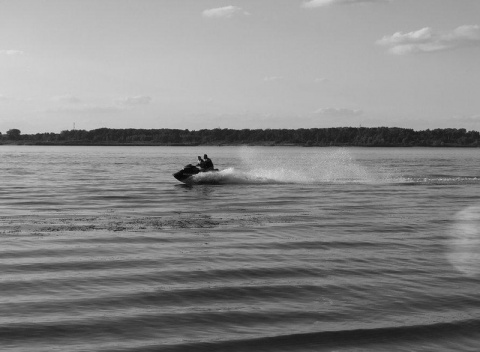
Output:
top-left (51, 95), bottom-right (82, 104)
top-left (202, 6), bottom-right (249, 19)
top-left (46, 95), bottom-right (152, 114)
top-left (302, 0), bottom-right (389, 8)
top-left (0, 94), bottom-right (31, 103)
top-left (313, 107), bottom-right (363, 117)
top-left (115, 95), bottom-right (152, 106)
top-left (452, 114), bottom-right (480, 122)
top-left (263, 76), bottom-right (284, 82)
top-left (377, 25), bottom-right (480, 55)
top-left (46, 105), bottom-right (123, 114)
top-left (0, 50), bottom-right (24, 56)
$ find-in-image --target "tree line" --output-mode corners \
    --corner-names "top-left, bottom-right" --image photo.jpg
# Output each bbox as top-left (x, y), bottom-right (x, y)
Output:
top-left (1, 127), bottom-right (479, 147)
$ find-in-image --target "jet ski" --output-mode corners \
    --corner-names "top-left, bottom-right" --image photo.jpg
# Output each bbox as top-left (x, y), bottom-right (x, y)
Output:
top-left (173, 164), bottom-right (219, 184)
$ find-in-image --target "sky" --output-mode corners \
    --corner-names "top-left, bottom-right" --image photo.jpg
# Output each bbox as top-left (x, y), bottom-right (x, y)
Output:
top-left (1, 0), bottom-right (480, 134)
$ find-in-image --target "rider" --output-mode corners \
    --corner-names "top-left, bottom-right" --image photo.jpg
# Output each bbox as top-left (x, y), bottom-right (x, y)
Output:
top-left (203, 154), bottom-right (214, 171)
top-left (196, 156), bottom-right (206, 169)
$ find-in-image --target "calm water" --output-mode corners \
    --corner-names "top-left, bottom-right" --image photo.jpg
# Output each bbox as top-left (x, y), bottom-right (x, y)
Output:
top-left (1, 145), bottom-right (479, 352)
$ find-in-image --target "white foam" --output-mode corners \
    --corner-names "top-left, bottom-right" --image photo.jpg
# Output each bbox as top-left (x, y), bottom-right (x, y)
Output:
top-left (190, 148), bottom-right (404, 185)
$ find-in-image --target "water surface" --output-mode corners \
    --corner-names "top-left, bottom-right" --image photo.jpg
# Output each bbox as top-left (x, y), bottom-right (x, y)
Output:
top-left (1, 146), bottom-right (479, 351)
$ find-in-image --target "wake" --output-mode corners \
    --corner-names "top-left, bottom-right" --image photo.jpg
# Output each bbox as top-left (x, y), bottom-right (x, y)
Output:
top-left (186, 148), bottom-right (480, 186)
top-left (190, 166), bottom-right (398, 185)
top-left (189, 148), bottom-right (399, 185)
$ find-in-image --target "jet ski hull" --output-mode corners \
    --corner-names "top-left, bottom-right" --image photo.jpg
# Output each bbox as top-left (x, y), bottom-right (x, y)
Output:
top-left (173, 164), bottom-right (219, 184)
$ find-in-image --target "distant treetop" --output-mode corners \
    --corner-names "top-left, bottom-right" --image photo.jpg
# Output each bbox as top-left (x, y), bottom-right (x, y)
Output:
top-left (1, 127), bottom-right (479, 147)
top-left (6, 129), bottom-right (21, 140)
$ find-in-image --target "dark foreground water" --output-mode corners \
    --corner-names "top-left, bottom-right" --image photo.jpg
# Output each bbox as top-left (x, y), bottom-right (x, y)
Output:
top-left (1, 146), bottom-right (479, 352)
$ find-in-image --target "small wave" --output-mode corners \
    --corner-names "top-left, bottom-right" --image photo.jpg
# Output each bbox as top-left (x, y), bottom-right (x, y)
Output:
top-left (155, 318), bottom-right (480, 352)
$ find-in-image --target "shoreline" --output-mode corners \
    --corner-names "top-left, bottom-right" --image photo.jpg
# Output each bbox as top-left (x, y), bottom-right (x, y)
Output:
top-left (2, 127), bottom-right (479, 148)
top-left (0, 141), bottom-right (479, 148)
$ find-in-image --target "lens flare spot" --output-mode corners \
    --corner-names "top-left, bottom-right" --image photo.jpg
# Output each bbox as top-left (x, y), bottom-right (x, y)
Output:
top-left (448, 205), bottom-right (480, 276)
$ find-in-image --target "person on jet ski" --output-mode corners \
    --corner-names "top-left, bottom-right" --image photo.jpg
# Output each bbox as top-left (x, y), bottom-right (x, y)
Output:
top-left (196, 156), bottom-right (206, 170)
top-left (203, 154), bottom-right (214, 171)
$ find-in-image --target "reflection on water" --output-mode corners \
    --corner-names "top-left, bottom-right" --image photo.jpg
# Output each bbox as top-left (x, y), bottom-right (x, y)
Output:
top-left (176, 183), bottom-right (219, 198)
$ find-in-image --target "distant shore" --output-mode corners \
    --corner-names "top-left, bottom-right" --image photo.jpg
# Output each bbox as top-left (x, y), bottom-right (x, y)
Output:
top-left (1, 141), bottom-right (479, 148)
top-left (1, 127), bottom-right (479, 147)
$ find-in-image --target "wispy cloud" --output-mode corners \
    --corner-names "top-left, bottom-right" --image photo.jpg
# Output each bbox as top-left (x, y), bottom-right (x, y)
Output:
top-left (0, 94), bottom-right (31, 103)
top-left (452, 114), bottom-right (480, 122)
top-left (46, 95), bottom-right (152, 114)
top-left (46, 105), bottom-right (123, 114)
top-left (115, 95), bottom-right (152, 106)
top-left (263, 76), bottom-right (284, 82)
top-left (0, 49), bottom-right (24, 56)
top-left (202, 6), bottom-right (249, 19)
top-left (313, 107), bottom-right (363, 117)
top-left (51, 95), bottom-right (82, 104)
top-left (377, 25), bottom-right (480, 55)
top-left (302, 0), bottom-right (389, 9)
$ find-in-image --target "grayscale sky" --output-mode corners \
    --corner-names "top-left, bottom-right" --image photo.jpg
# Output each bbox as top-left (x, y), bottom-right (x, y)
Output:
top-left (1, 0), bottom-right (479, 133)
